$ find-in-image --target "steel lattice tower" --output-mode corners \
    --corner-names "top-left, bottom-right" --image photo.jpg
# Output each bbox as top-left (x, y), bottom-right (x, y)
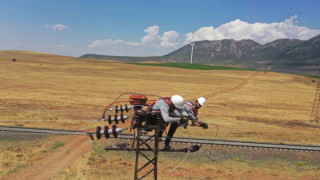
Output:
top-left (310, 64), bottom-right (320, 123)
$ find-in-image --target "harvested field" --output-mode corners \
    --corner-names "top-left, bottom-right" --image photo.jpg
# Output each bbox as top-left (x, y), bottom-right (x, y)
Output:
top-left (1, 50), bottom-right (320, 179)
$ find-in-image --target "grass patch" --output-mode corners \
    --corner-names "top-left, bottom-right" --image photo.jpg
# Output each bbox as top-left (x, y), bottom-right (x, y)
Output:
top-left (297, 161), bottom-right (309, 167)
top-left (50, 141), bottom-right (64, 151)
top-left (299, 74), bottom-right (320, 79)
top-left (233, 157), bottom-right (246, 162)
top-left (129, 62), bottom-right (253, 71)
top-left (92, 141), bottom-right (106, 158)
top-left (7, 164), bottom-right (27, 174)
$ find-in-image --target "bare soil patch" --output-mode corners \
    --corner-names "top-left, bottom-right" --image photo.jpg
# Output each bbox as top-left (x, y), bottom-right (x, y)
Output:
top-left (3, 136), bottom-right (91, 180)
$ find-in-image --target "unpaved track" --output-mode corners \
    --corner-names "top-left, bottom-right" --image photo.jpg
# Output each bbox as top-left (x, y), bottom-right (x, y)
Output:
top-left (207, 71), bottom-right (259, 98)
top-left (5, 136), bottom-right (91, 180)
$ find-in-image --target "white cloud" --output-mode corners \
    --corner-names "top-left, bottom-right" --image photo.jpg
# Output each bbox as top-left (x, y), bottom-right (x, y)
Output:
top-left (283, 15), bottom-right (298, 25)
top-left (86, 26), bottom-right (180, 56)
top-left (141, 26), bottom-right (161, 45)
top-left (185, 15), bottom-right (320, 44)
top-left (39, 15), bottom-right (320, 57)
top-left (160, 31), bottom-right (179, 48)
top-left (87, 39), bottom-right (127, 48)
top-left (45, 24), bottom-right (68, 31)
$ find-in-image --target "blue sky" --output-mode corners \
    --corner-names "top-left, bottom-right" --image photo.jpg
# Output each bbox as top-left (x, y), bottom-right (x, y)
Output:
top-left (0, 0), bottom-right (319, 57)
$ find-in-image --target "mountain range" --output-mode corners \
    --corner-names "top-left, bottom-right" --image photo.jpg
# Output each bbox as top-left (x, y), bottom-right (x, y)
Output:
top-left (80, 34), bottom-right (320, 71)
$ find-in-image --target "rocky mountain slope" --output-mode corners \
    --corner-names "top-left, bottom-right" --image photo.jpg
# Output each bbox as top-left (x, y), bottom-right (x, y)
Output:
top-left (80, 34), bottom-right (320, 71)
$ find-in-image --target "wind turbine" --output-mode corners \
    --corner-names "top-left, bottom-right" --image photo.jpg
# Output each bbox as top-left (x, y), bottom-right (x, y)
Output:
top-left (190, 34), bottom-right (195, 64)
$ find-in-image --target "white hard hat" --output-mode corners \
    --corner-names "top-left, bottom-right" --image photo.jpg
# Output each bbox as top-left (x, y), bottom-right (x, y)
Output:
top-left (197, 97), bottom-right (206, 106)
top-left (171, 95), bottom-right (184, 109)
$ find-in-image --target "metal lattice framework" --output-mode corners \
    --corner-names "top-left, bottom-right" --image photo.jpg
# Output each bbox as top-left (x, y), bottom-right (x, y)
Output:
top-left (310, 65), bottom-right (320, 123)
top-left (134, 126), bottom-right (160, 180)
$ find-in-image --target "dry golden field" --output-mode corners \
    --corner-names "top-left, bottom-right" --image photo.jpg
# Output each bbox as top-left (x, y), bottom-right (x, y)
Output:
top-left (1, 50), bottom-right (320, 179)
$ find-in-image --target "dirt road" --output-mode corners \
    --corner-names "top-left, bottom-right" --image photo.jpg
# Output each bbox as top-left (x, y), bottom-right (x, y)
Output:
top-left (5, 136), bottom-right (91, 180)
top-left (207, 71), bottom-right (260, 98)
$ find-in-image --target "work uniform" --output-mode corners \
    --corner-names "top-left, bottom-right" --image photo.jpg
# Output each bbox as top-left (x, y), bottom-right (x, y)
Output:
top-left (132, 97), bottom-right (185, 136)
top-left (148, 98), bottom-right (187, 138)
top-left (184, 102), bottom-right (199, 123)
top-left (164, 101), bottom-right (198, 146)
top-left (151, 98), bottom-right (182, 123)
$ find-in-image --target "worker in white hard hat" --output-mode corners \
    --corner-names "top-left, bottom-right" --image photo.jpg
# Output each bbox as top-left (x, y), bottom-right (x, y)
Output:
top-left (132, 95), bottom-right (187, 127)
top-left (144, 95), bottom-right (187, 151)
top-left (150, 95), bottom-right (185, 122)
top-left (164, 97), bottom-right (208, 149)
top-left (185, 97), bottom-right (208, 128)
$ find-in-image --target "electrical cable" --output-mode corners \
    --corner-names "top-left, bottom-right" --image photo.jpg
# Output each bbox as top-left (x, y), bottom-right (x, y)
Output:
top-left (169, 125), bottom-right (193, 173)
top-left (207, 122), bottom-right (219, 158)
top-left (169, 150), bottom-right (190, 173)
top-left (0, 119), bottom-right (90, 122)
top-left (169, 121), bottom-right (219, 173)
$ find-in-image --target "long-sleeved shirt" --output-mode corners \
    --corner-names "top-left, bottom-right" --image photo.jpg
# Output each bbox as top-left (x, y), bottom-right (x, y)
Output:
top-left (183, 102), bottom-right (200, 123)
top-left (152, 99), bottom-right (184, 123)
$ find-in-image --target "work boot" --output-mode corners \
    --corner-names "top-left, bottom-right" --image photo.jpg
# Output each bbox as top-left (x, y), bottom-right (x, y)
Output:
top-left (163, 144), bottom-right (174, 151)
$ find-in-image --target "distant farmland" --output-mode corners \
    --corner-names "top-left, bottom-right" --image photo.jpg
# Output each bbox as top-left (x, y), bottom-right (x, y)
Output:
top-left (1, 50), bottom-right (319, 179)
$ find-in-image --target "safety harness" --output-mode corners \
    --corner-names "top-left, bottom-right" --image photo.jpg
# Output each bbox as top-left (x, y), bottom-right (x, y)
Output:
top-left (185, 102), bottom-right (198, 119)
top-left (148, 97), bottom-right (173, 135)
top-left (149, 97), bottom-right (172, 114)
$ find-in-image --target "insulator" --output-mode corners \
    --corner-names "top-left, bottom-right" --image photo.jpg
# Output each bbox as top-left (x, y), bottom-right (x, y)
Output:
top-left (120, 105), bottom-right (123, 113)
top-left (105, 115), bottom-right (130, 124)
top-left (112, 125), bottom-right (118, 138)
top-left (96, 126), bottom-right (102, 139)
top-left (115, 104), bottom-right (132, 113)
top-left (98, 127), bottom-right (123, 139)
top-left (114, 114), bottom-right (119, 124)
top-left (108, 115), bottom-right (112, 125)
top-left (115, 105), bottom-right (119, 114)
top-left (125, 104), bottom-right (128, 112)
top-left (104, 126), bottom-right (110, 139)
top-left (120, 113), bottom-right (125, 123)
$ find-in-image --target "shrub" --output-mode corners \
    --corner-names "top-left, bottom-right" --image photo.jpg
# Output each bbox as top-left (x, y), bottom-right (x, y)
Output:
top-left (51, 141), bottom-right (64, 151)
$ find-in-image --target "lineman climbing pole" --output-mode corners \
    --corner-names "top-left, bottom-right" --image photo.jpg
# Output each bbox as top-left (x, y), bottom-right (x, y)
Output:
top-left (309, 64), bottom-right (320, 123)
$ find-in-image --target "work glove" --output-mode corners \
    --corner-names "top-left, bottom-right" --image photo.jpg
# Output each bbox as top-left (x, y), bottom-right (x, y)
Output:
top-left (200, 123), bottom-right (208, 129)
top-left (179, 116), bottom-right (188, 126)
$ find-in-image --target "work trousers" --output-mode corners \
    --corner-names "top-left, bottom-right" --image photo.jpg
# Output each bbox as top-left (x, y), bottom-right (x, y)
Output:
top-left (164, 122), bottom-right (179, 146)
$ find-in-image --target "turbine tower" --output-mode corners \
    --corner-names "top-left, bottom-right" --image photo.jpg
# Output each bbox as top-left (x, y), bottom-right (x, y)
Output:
top-left (190, 34), bottom-right (195, 64)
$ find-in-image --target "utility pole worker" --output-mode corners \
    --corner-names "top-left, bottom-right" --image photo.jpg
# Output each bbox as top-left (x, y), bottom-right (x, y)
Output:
top-left (150, 95), bottom-right (186, 123)
top-left (146, 95), bottom-right (187, 136)
top-left (132, 95), bottom-right (187, 135)
top-left (185, 97), bottom-right (208, 128)
top-left (164, 97), bottom-right (208, 150)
